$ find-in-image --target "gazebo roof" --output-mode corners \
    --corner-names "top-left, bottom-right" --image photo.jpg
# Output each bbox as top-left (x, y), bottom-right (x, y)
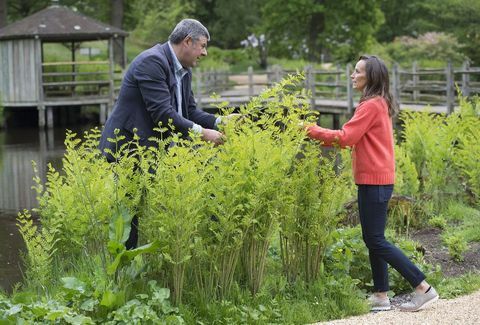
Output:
top-left (0, 5), bottom-right (129, 41)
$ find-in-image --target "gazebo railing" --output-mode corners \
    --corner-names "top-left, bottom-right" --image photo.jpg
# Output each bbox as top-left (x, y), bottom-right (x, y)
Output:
top-left (41, 61), bottom-right (112, 98)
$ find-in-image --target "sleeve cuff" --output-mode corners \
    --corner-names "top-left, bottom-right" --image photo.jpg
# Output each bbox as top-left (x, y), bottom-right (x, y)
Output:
top-left (191, 123), bottom-right (203, 134)
top-left (214, 116), bottom-right (222, 129)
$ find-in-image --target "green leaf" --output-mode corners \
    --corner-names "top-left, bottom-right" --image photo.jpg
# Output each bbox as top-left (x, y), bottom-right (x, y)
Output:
top-left (100, 290), bottom-right (120, 308)
top-left (63, 314), bottom-right (95, 325)
top-left (107, 241), bottom-right (159, 275)
top-left (79, 298), bottom-right (98, 312)
top-left (109, 205), bottom-right (133, 244)
top-left (61, 277), bottom-right (86, 294)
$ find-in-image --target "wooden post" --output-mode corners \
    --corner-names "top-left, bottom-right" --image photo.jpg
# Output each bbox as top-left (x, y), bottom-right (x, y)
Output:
top-left (46, 106), bottom-right (54, 128)
top-left (446, 61), bottom-right (454, 114)
top-left (305, 65), bottom-right (315, 110)
top-left (462, 60), bottom-right (470, 97)
top-left (346, 64), bottom-right (353, 114)
top-left (392, 63), bottom-right (400, 104)
top-left (333, 114), bottom-right (340, 129)
top-left (335, 64), bottom-right (340, 99)
top-left (36, 40), bottom-right (45, 127)
top-left (100, 103), bottom-right (107, 124)
top-left (108, 38), bottom-right (115, 117)
top-left (274, 65), bottom-right (282, 82)
top-left (248, 66), bottom-right (254, 98)
top-left (38, 105), bottom-right (46, 128)
top-left (412, 61), bottom-right (419, 102)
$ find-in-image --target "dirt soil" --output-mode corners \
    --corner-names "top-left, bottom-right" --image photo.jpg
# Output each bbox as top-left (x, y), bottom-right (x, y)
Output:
top-left (411, 227), bottom-right (480, 277)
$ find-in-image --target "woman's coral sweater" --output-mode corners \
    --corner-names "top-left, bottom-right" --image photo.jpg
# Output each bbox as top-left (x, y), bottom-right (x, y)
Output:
top-left (307, 97), bottom-right (395, 185)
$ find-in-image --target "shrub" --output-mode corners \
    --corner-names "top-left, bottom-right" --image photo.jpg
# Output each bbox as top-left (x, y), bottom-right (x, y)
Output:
top-left (428, 215), bottom-right (447, 230)
top-left (383, 32), bottom-right (466, 67)
top-left (443, 234), bottom-right (468, 262)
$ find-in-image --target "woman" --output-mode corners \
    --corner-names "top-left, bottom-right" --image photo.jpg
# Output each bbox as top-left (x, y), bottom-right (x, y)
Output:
top-left (305, 55), bottom-right (438, 312)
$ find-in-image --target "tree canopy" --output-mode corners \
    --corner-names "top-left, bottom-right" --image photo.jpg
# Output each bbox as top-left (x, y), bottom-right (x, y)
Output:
top-left (2, 0), bottom-right (479, 64)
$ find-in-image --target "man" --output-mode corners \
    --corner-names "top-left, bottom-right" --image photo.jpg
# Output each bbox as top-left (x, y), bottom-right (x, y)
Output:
top-left (99, 19), bottom-right (230, 248)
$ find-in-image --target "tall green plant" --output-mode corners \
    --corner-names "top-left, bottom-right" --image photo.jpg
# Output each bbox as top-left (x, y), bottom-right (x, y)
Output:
top-left (279, 144), bottom-right (349, 284)
top-left (400, 110), bottom-right (461, 212)
top-left (451, 97), bottom-right (480, 205)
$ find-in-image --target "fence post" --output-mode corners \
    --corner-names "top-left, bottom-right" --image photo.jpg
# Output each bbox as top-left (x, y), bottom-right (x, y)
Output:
top-left (335, 64), bottom-right (340, 99)
top-left (305, 65), bottom-right (315, 110)
top-left (274, 65), bottom-right (282, 82)
top-left (462, 60), bottom-right (470, 97)
top-left (446, 61), bottom-right (454, 114)
top-left (346, 64), bottom-right (353, 114)
top-left (392, 63), bottom-right (400, 104)
top-left (412, 61), bottom-right (419, 102)
top-left (248, 66), bottom-right (254, 98)
top-left (195, 70), bottom-right (202, 109)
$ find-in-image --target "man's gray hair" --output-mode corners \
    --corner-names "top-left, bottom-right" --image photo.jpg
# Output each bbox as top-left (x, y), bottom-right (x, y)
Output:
top-left (169, 19), bottom-right (210, 44)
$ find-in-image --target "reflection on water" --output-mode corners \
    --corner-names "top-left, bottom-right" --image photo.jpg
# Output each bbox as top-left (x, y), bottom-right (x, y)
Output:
top-left (0, 125), bottom-right (98, 292)
top-left (0, 215), bottom-right (25, 292)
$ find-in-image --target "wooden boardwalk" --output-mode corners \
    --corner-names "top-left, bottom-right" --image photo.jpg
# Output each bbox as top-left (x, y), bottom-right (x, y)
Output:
top-left (194, 62), bottom-right (480, 115)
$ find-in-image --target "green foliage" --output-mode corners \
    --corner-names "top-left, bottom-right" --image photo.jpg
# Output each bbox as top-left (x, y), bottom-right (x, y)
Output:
top-left (451, 98), bottom-right (480, 205)
top-left (394, 144), bottom-right (420, 197)
top-left (399, 97), bottom-right (480, 214)
top-left (400, 112), bottom-right (456, 212)
top-left (128, 0), bottom-right (193, 47)
top-left (381, 32), bottom-right (466, 67)
top-left (325, 227), bottom-right (438, 294)
top-left (436, 272), bottom-right (480, 299)
top-left (428, 215), bottom-right (447, 230)
top-left (16, 209), bottom-right (58, 290)
top-left (443, 234), bottom-right (468, 262)
top-left (279, 144), bottom-right (350, 284)
top-left (260, 0), bottom-right (384, 62)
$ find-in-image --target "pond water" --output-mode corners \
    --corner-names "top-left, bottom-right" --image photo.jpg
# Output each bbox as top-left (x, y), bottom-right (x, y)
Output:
top-left (0, 125), bottom-right (97, 292)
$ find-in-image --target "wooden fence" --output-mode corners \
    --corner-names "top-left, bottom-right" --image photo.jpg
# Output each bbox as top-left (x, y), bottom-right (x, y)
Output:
top-left (193, 61), bottom-right (480, 115)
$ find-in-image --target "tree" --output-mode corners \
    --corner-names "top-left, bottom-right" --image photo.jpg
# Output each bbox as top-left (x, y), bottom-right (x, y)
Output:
top-left (0, 0), bottom-right (7, 28)
top-left (376, 0), bottom-right (433, 42)
top-left (110, 0), bottom-right (125, 67)
top-left (260, 0), bottom-right (384, 62)
top-left (193, 0), bottom-right (264, 49)
top-left (127, 0), bottom-right (194, 47)
top-left (428, 0), bottom-right (480, 64)
top-left (7, 0), bottom-right (49, 21)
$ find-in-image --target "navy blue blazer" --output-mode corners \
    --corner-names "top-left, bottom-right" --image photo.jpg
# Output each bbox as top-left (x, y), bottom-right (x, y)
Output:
top-left (99, 43), bottom-right (217, 158)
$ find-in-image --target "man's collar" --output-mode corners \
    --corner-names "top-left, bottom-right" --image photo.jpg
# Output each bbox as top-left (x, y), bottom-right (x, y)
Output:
top-left (168, 41), bottom-right (186, 74)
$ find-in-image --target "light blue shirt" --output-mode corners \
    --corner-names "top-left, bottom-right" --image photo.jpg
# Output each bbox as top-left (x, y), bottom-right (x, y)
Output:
top-left (168, 42), bottom-right (222, 134)
top-left (168, 42), bottom-right (203, 134)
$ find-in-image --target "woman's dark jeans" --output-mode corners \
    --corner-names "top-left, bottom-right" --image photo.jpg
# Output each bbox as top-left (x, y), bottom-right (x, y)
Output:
top-left (357, 184), bottom-right (426, 292)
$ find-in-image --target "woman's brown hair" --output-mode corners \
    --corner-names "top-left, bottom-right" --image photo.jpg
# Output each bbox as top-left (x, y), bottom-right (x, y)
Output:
top-left (358, 55), bottom-right (399, 117)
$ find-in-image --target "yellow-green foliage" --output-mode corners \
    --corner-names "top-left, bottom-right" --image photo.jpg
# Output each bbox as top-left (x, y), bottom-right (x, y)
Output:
top-left (17, 210), bottom-right (58, 288)
top-left (399, 102), bottom-right (474, 211)
top-left (32, 128), bottom-right (142, 258)
top-left (394, 143), bottom-right (419, 197)
top-left (279, 144), bottom-right (350, 284)
top-left (451, 98), bottom-right (480, 205)
top-left (25, 74), bottom-right (350, 306)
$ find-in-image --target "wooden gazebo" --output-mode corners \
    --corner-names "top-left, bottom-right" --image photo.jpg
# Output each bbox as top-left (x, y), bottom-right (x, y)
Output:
top-left (0, 2), bottom-right (128, 127)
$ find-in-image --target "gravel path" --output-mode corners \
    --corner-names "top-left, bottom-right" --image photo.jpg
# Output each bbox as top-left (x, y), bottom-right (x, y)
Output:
top-left (316, 290), bottom-right (480, 325)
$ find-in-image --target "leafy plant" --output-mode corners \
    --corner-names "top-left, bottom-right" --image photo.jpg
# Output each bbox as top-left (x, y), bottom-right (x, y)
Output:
top-left (443, 234), bottom-right (468, 262)
top-left (16, 210), bottom-right (58, 290)
top-left (428, 215), bottom-right (447, 229)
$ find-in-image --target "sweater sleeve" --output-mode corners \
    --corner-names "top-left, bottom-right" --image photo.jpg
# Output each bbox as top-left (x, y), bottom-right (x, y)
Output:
top-left (306, 100), bottom-right (379, 147)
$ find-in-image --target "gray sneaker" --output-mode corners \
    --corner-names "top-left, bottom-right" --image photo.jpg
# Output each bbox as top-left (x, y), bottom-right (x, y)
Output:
top-left (368, 295), bottom-right (392, 312)
top-left (399, 287), bottom-right (439, 312)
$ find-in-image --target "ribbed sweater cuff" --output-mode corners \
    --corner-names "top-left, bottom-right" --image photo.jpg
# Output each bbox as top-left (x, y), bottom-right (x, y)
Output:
top-left (354, 173), bottom-right (395, 185)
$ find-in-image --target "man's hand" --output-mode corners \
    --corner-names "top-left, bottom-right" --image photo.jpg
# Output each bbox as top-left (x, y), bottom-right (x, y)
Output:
top-left (202, 128), bottom-right (225, 145)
